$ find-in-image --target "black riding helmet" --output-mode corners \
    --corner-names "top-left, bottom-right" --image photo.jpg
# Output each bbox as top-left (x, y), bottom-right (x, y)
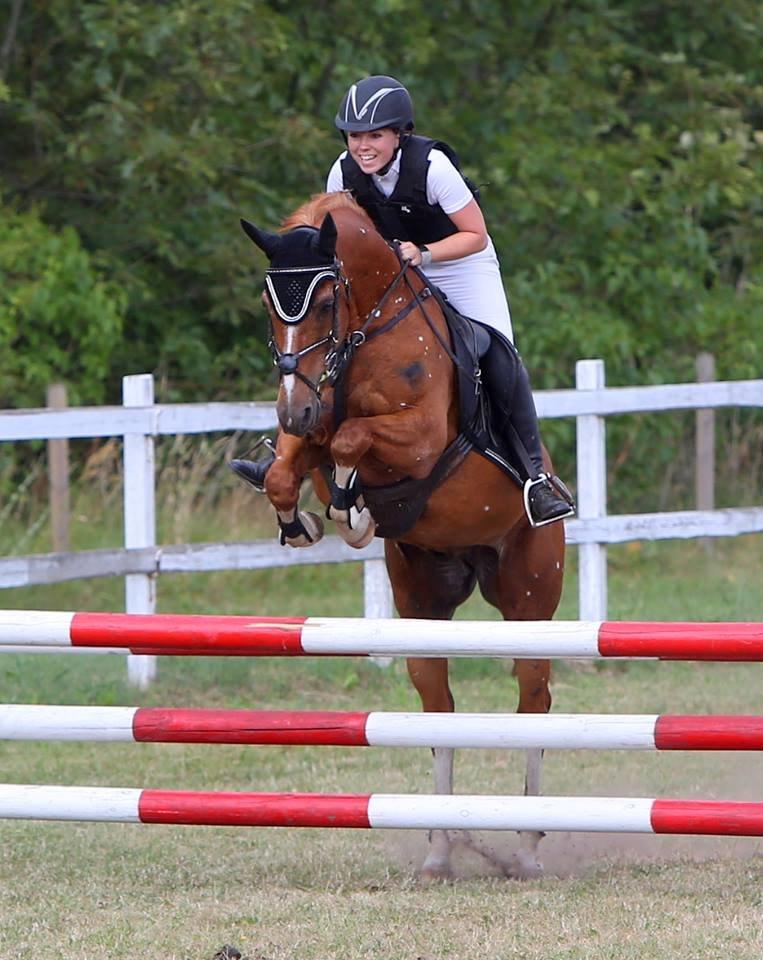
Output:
top-left (335, 75), bottom-right (414, 133)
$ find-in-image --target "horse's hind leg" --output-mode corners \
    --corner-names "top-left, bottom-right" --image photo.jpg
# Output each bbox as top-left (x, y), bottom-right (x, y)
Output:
top-left (509, 659), bottom-right (552, 879)
top-left (385, 540), bottom-right (476, 881)
top-left (478, 523), bottom-right (564, 879)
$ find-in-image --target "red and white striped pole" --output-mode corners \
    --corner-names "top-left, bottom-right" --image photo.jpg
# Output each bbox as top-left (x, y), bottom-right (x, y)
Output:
top-left (0, 611), bottom-right (761, 660)
top-left (0, 785), bottom-right (761, 835)
top-left (2, 705), bottom-right (763, 751)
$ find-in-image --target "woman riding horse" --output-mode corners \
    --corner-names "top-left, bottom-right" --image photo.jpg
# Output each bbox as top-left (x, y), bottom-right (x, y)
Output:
top-left (233, 187), bottom-right (569, 878)
top-left (235, 74), bottom-right (574, 528)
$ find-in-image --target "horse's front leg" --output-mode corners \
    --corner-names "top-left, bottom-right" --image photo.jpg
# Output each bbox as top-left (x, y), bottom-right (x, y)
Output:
top-left (324, 459), bottom-right (376, 548)
top-left (498, 522), bottom-right (561, 879)
top-left (265, 433), bottom-right (326, 548)
top-left (328, 411), bottom-right (446, 549)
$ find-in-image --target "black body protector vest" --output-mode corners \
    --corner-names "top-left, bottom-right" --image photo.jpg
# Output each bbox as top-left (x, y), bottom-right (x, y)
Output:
top-left (340, 134), bottom-right (481, 247)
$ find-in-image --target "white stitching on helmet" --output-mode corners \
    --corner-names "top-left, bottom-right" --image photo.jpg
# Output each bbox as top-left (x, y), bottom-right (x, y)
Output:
top-left (367, 89), bottom-right (395, 123)
top-left (348, 86), bottom-right (398, 122)
top-left (346, 84), bottom-right (358, 121)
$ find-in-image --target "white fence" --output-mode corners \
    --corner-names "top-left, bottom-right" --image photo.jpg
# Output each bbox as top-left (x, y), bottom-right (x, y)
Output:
top-left (1, 358), bottom-right (761, 687)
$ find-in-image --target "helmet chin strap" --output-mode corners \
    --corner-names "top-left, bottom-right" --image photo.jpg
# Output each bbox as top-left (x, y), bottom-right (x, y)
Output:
top-left (376, 145), bottom-right (401, 177)
top-left (377, 129), bottom-right (412, 175)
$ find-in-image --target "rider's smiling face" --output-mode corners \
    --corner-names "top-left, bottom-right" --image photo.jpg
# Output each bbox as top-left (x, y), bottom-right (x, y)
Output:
top-left (347, 128), bottom-right (400, 174)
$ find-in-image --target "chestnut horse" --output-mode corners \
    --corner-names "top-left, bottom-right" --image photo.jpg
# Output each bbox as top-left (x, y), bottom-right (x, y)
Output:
top-left (239, 193), bottom-right (565, 879)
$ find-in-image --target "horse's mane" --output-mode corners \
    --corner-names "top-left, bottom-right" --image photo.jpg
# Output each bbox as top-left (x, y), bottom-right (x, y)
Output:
top-left (281, 191), bottom-right (375, 232)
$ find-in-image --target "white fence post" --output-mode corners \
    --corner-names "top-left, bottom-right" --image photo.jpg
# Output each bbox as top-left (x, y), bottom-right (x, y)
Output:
top-left (363, 559), bottom-right (393, 617)
top-left (122, 374), bottom-right (157, 688)
top-left (363, 558), bottom-right (395, 667)
top-left (575, 359), bottom-right (608, 620)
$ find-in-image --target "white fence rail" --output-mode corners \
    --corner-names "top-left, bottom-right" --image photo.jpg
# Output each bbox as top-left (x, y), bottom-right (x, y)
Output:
top-left (1, 359), bottom-right (762, 687)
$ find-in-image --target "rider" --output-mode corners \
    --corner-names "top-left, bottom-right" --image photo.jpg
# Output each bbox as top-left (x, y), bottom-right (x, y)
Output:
top-left (235, 75), bottom-right (573, 527)
top-left (325, 75), bottom-right (573, 526)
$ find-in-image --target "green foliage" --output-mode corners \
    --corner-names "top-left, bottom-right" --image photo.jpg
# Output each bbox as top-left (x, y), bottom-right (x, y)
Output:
top-left (0, 204), bottom-right (126, 406)
top-left (496, 10), bottom-right (763, 390)
top-left (0, 0), bottom-right (761, 499)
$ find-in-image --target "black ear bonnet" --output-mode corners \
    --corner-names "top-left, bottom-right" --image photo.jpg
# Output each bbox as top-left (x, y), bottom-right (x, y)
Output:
top-left (241, 219), bottom-right (339, 324)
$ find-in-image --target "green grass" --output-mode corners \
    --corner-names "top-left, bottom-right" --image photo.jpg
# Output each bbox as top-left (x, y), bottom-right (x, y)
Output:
top-left (0, 497), bottom-right (761, 959)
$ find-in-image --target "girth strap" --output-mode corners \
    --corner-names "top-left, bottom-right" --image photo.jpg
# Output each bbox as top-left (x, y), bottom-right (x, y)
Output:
top-left (358, 432), bottom-right (473, 539)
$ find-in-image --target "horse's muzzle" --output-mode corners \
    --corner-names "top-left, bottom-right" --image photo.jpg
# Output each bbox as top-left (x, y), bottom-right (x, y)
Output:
top-left (276, 390), bottom-right (322, 436)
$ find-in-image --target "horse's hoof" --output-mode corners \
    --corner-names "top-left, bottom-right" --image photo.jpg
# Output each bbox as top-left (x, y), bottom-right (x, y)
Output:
top-left (505, 852), bottom-right (544, 880)
top-left (329, 505), bottom-right (376, 548)
top-left (418, 865), bottom-right (453, 885)
top-left (282, 511), bottom-right (324, 547)
top-left (347, 514), bottom-right (376, 548)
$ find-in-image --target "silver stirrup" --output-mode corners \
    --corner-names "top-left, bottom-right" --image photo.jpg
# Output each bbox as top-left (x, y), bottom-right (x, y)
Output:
top-left (523, 474), bottom-right (576, 528)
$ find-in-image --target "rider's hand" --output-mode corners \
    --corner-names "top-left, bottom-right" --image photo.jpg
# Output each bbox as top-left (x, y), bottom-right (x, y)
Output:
top-left (398, 241), bottom-right (421, 265)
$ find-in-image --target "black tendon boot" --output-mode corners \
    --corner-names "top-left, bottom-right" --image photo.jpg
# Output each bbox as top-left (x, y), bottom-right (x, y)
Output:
top-left (480, 342), bottom-right (575, 527)
top-left (229, 437), bottom-right (276, 493)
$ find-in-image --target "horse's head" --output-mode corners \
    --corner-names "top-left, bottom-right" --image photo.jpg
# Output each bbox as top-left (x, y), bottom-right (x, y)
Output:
top-left (241, 212), bottom-right (347, 436)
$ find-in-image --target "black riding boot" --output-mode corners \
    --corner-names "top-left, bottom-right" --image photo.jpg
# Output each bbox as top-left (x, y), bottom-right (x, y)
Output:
top-left (229, 438), bottom-right (276, 493)
top-left (480, 343), bottom-right (575, 527)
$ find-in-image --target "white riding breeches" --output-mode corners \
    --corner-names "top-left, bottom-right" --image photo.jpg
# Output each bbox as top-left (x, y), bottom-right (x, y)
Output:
top-left (422, 238), bottom-right (514, 343)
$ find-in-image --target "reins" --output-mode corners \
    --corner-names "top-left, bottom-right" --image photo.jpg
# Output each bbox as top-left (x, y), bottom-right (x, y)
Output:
top-left (267, 237), bottom-right (478, 408)
top-left (323, 253), bottom-right (434, 386)
top-left (401, 268), bottom-right (478, 385)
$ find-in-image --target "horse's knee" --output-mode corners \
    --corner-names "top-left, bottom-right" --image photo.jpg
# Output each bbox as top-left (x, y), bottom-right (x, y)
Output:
top-left (265, 464), bottom-right (301, 511)
top-left (331, 421), bottom-right (373, 466)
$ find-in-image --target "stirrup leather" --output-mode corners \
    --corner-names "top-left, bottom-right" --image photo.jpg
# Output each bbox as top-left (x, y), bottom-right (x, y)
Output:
top-left (253, 435), bottom-right (277, 459)
top-left (523, 473), bottom-right (576, 528)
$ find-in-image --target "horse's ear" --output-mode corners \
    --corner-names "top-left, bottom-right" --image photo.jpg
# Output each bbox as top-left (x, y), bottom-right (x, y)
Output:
top-left (240, 218), bottom-right (281, 259)
top-left (317, 213), bottom-right (337, 259)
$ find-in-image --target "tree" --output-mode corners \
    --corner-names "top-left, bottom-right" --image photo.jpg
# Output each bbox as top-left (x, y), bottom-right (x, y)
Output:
top-left (0, 202), bottom-right (126, 407)
top-left (1, 0), bottom-right (761, 420)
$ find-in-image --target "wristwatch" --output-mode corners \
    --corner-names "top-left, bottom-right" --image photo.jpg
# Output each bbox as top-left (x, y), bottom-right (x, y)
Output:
top-left (419, 245), bottom-right (433, 267)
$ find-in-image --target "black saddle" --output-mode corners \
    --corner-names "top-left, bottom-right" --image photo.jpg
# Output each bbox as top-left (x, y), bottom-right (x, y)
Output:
top-left (435, 291), bottom-right (525, 486)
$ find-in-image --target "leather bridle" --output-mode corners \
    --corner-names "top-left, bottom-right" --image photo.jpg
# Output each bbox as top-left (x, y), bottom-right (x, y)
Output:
top-left (265, 261), bottom-right (350, 397)
top-left (265, 251), bottom-right (431, 400)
